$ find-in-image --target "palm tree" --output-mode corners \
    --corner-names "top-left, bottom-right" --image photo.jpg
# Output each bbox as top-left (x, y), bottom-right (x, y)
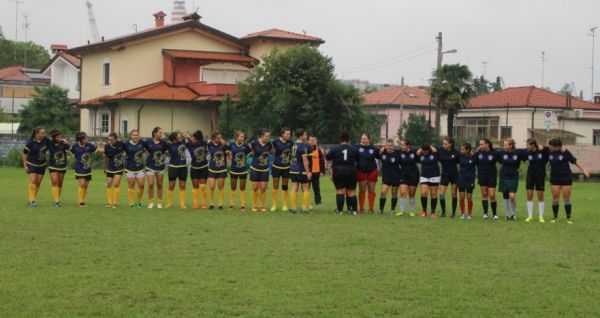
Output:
top-left (429, 64), bottom-right (474, 137)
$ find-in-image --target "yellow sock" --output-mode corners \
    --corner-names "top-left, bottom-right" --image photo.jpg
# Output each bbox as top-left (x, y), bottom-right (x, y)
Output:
top-left (105, 188), bottom-right (113, 204)
top-left (218, 188), bottom-right (225, 207)
top-left (167, 190), bottom-right (174, 207)
top-left (127, 188), bottom-right (134, 205)
top-left (192, 188), bottom-right (199, 205)
top-left (303, 191), bottom-right (311, 211)
top-left (82, 188), bottom-right (88, 203)
top-left (251, 191), bottom-right (258, 210)
top-left (290, 191), bottom-right (297, 210)
top-left (240, 190), bottom-right (246, 207)
top-left (179, 190), bottom-right (186, 208)
top-left (78, 187), bottom-right (85, 204)
top-left (209, 189), bottom-right (215, 206)
top-left (34, 184), bottom-right (40, 196)
top-left (58, 187), bottom-right (62, 198)
top-left (200, 184), bottom-right (207, 206)
top-left (260, 190), bottom-right (267, 208)
top-left (230, 190), bottom-right (236, 207)
top-left (28, 183), bottom-right (36, 201)
top-left (113, 187), bottom-right (121, 206)
top-left (52, 186), bottom-right (60, 202)
top-left (271, 189), bottom-right (278, 208)
top-left (148, 197), bottom-right (155, 204)
top-left (136, 188), bottom-right (143, 202)
top-left (282, 190), bottom-right (289, 209)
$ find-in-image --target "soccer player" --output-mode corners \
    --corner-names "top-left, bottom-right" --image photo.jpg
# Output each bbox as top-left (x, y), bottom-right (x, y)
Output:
top-left (228, 131), bottom-right (252, 211)
top-left (123, 129), bottom-right (146, 208)
top-left (48, 130), bottom-right (69, 207)
top-left (308, 136), bottom-right (325, 206)
top-left (326, 131), bottom-right (359, 215)
top-left (166, 132), bottom-right (188, 209)
top-left (270, 127), bottom-right (293, 211)
top-left (376, 139), bottom-right (401, 214)
top-left (457, 143), bottom-right (476, 219)
top-left (417, 144), bottom-right (440, 219)
top-left (547, 138), bottom-right (589, 224)
top-left (356, 133), bottom-right (378, 214)
top-left (143, 127), bottom-right (168, 209)
top-left (438, 137), bottom-right (460, 217)
top-left (70, 131), bottom-right (103, 207)
top-left (249, 129), bottom-right (273, 212)
top-left (497, 138), bottom-right (521, 221)
top-left (186, 131), bottom-right (208, 209)
top-left (475, 138), bottom-right (499, 220)
top-left (289, 128), bottom-right (312, 214)
top-left (521, 138), bottom-right (548, 222)
top-left (207, 132), bottom-right (229, 209)
top-left (397, 139), bottom-right (419, 217)
top-left (22, 127), bottom-right (50, 207)
top-left (104, 132), bottom-right (125, 208)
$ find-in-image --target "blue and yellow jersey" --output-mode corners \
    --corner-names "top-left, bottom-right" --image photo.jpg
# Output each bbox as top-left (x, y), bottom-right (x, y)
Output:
top-left (290, 141), bottom-right (309, 174)
top-left (229, 142), bottom-right (252, 175)
top-left (48, 141), bottom-right (69, 170)
top-left (249, 140), bottom-right (273, 172)
top-left (207, 141), bottom-right (229, 173)
top-left (186, 141), bottom-right (208, 169)
top-left (123, 140), bottom-right (145, 172)
top-left (143, 139), bottom-right (168, 171)
top-left (104, 141), bottom-right (125, 173)
top-left (168, 141), bottom-right (188, 168)
top-left (272, 138), bottom-right (294, 170)
top-left (70, 142), bottom-right (98, 177)
top-left (23, 137), bottom-right (50, 166)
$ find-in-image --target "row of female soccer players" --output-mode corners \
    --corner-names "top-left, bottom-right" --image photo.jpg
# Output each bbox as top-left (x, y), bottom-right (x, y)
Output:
top-left (330, 133), bottom-right (590, 223)
top-left (22, 126), bottom-right (321, 212)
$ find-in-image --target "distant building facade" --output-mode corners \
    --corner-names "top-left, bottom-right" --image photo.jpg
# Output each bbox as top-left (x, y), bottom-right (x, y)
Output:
top-left (41, 45), bottom-right (81, 100)
top-left (0, 66), bottom-right (50, 118)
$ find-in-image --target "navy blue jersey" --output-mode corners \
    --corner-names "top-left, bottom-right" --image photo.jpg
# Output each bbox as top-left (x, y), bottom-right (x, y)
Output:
top-left (104, 141), bottom-right (125, 173)
top-left (497, 150), bottom-right (521, 178)
top-left (186, 141), bottom-right (208, 169)
top-left (419, 152), bottom-right (440, 178)
top-left (377, 149), bottom-right (401, 181)
top-left (398, 149), bottom-right (419, 174)
top-left (355, 144), bottom-right (378, 172)
top-left (23, 137), bottom-right (50, 166)
top-left (70, 143), bottom-right (98, 176)
top-left (249, 140), bottom-right (273, 172)
top-left (207, 141), bottom-right (229, 173)
top-left (326, 144), bottom-right (358, 167)
top-left (549, 150), bottom-right (577, 181)
top-left (290, 141), bottom-right (310, 174)
top-left (474, 149), bottom-right (499, 176)
top-left (438, 147), bottom-right (460, 175)
top-left (458, 153), bottom-right (476, 184)
top-left (143, 139), bottom-right (169, 171)
top-left (229, 142), bottom-right (252, 174)
top-left (167, 141), bottom-right (188, 167)
top-left (48, 141), bottom-right (69, 170)
top-left (521, 147), bottom-right (549, 178)
top-left (272, 138), bottom-right (294, 169)
top-left (123, 140), bottom-right (145, 172)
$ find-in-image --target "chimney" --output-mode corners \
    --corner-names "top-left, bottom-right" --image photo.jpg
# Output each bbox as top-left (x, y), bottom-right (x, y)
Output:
top-left (153, 11), bottom-right (167, 27)
top-left (50, 44), bottom-right (68, 54)
top-left (594, 94), bottom-right (600, 105)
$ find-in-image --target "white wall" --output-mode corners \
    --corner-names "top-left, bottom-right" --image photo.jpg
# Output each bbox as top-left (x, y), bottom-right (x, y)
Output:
top-left (47, 58), bottom-right (80, 99)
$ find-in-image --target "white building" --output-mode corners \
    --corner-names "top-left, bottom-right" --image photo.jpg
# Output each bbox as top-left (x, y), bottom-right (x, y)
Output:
top-left (41, 45), bottom-right (81, 100)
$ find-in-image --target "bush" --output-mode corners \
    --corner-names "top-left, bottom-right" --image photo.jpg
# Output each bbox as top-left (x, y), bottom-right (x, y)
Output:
top-left (4, 147), bottom-right (24, 168)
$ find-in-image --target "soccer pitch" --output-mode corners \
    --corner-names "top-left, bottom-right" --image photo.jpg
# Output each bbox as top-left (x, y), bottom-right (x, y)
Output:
top-left (1, 167), bottom-right (599, 317)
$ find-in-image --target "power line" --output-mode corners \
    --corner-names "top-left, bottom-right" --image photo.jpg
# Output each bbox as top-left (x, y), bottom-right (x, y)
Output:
top-left (341, 48), bottom-right (437, 75)
top-left (339, 41), bottom-right (436, 72)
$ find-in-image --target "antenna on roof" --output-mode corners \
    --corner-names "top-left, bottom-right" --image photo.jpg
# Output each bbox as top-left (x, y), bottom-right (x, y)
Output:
top-left (22, 12), bottom-right (30, 67)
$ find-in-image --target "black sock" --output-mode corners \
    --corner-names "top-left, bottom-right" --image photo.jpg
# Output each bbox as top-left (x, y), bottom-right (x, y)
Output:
top-left (491, 201), bottom-right (497, 216)
top-left (347, 196), bottom-right (357, 212)
top-left (391, 197), bottom-right (398, 211)
top-left (482, 200), bottom-right (489, 214)
top-left (565, 203), bottom-right (572, 219)
top-left (379, 197), bottom-right (386, 211)
top-left (421, 197), bottom-right (428, 211)
top-left (336, 194), bottom-right (345, 212)
top-left (552, 203), bottom-right (559, 218)
top-left (431, 198), bottom-right (438, 213)
top-left (440, 198), bottom-right (446, 214)
top-left (451, 197), bottom-right (457, 214)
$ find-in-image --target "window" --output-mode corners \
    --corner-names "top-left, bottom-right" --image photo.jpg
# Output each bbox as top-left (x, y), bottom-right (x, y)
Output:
top-left (122, 120), bottom-right (128, 137)
top-left (102, 59), bottom-right (111, 86)
top-left (454, 116), bottom-right (499, 140)
top-left (500, 126), bottom-right (512, 139)
top-left (100, 113), bottom-right (109, 134)
top-left (201, 67), bottom-right (249, 84)
top-left (594, 129), bottom-right (600, 146)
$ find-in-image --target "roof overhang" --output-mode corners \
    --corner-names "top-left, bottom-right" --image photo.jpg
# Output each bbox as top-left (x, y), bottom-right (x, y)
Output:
top-left (162, 49), bottom-right (259, 67)
top-left (528, 129), bottom-right (584, 138)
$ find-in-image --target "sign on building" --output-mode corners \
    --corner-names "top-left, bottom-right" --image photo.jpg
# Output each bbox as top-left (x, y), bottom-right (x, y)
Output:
top-left (544, 111), bottom-right (553, 131)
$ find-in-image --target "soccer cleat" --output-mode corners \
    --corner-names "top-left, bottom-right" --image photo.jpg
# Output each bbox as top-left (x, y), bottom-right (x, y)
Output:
top-left (228, 205), bottom-right (235, 211)
top-left (505, 216), bottom-right (511, 221)
top-left (450, 212), bottom-right (456, 218)
top-left (192, 203), bottom-right (200, 209)
top-left (368, 210), bottom-right (374, 214)
top-left (129, 204), bottom-right (136, 208)
top-left (550, 218), bottom-right (558, 223)
top-left (201, 204), bottom-right (207, 209)
top-left (54, 202), bottom-right (62, 208)
top-left (430, 212), bottom-right (436, 219)
top-left (467, 215), bottom-right (472, 220)
top-left (136, 203), bottom-right (143, 209)
top-left (290, 210), bottom-right (298, 214)
top-left (282, 206), bottom-right (289, 212)
top-left (525, 217), bottom-right (533, 222)
top-left (395, 212), bottom-right (404, 217)
top-left (460, 214), bottom-right (465, 220)
top-left (157, 203), bottom-right (163, 209)
top-left (28, 201), bottom-right (38, 208)
top-left (440, 212), bottom-right (446, 218)
top-left (79, 202), bottom-right (87, 208)
top-left (482, 214), bottom-right (489, 220)
top-left (251, 207), bottom-right (258, 212)
top-left (378, 210), bottom-right (384, 215)
top-left (270, 206), bottom-right (277, 212)
top-left (179, 205), bottom-right (187, 210)
top-left (409, 212), bottom-right (416, 217)
top-left (218, 206), bottom-right (224, 210)
top-left (566, 219), bottom-right (574, 224)
top-left (111, 205), bottom-right (118, 209)
top-left (493, 215), bottom-right (499, 221)
top-left (259, 207), bottom-right (267, 212)
top-left (352, 211), bottom-right (358, 216)
top-left (209, 205), bottom-right (215, 210)
top-left (420, 211), bottom-right (427, 218)
top-left (147, 202), bottom-right (155, 209)
top-left (240, 206), bottom-right (246, 211)
top-left (335, 209), bottom-right (341, 215)
top-left (105, 203), bottom-right (112, 208)
top-left (539, 217), bottom-right (545, 223)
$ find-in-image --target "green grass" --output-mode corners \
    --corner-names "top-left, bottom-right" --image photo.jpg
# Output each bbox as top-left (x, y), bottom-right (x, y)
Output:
top-left (1, 167), bottom-right (600, 317)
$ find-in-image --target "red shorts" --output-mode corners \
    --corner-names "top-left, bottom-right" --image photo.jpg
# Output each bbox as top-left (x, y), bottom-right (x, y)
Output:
top-left (357, 170), bottom-right (378, 182)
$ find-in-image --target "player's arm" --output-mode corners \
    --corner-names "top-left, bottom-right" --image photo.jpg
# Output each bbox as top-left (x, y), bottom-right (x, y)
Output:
top-left (302, 152), bottom-right (311, 180)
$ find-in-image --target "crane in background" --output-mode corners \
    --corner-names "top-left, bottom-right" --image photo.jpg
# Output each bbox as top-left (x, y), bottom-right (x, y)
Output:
top-left (85, 0), bottom-right (100, 43)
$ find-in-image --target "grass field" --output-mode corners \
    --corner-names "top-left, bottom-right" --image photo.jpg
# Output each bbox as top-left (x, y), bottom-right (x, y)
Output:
top-left (1, 167), bottom-right (600, 317)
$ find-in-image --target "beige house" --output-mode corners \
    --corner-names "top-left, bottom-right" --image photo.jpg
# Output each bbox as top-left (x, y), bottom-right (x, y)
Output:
top-left (69, 11), bottom-right (323, 137)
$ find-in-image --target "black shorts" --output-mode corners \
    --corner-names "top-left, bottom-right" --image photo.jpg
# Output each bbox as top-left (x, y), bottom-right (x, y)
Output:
top-left (271, 166), bottom-right (290, 178)
top-left (26, 164), bottom-right (46, 175)
top-left (49, 168), bottom-right (67, 174)
top-left (526, 175), bottom-right (545, 191)
top-left (290, 173), bottom-right (310, 184)
top-left (208, 171), bottom-right (227, 179)
top-left (550, 179), bottom-right (573, 186)
top-left (478, 173), bottom-right (497, 188)
top-left (383, 177), bottom-right (400, 187)
top-left (458, 181), bottom-right (475, 194)
top-left (332, 165), bottom-right (357, 190)
top-left (190, 167), bottom-right (208, 180)
top-left (230, 172), bottom-right (248, 180)
top-left (76, 175), bottom-right (92, 181)
top-left (440, 172), bottom-right (458, 186)
top-left (169, 166), bottom-right (188, 181)
top-left (400, 171), bottom-right (419, 186)
top-left (250, 169), bottom-right (269, 182)
top-left (106, 171), bottom-right (123, 178)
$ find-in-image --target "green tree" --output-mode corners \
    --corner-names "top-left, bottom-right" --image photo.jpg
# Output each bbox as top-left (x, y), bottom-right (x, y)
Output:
top-left (218, 94), bottom-right (239, 139)
top-left (429, 64), bottom-right (474, 137)
top-left (17, 85), bottom-right (79, 134)
top-left (397, 112), bottom-right (431, 147)
top-left (472, 75), bottom-right (490, 96)
top-left (492, 76), bottom-right (504, 92)
top-left (0, 38), bottom-right (50, 69)
top-left (558, 82), bottom-right (576, 96)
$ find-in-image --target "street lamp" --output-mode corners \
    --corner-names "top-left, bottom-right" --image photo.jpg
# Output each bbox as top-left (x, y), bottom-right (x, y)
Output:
top-left (434, 47), bottom-right (458, 135)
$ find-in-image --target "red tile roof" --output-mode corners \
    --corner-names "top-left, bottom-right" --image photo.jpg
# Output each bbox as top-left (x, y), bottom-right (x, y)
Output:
top-left (0, 66), bottom-right (50, 83)
top-left (363, 85), bottom-right (431, 106)
top-left (468, 86), bottom-right (600, 110)
top-left (50, 44), bottom-right (68, 51)
top-left (163, 49), bottom-right (259, 65)
top-left (242, 28), bottom-right (324, 44)
top-left (59, 52), bottom-right (81, 68)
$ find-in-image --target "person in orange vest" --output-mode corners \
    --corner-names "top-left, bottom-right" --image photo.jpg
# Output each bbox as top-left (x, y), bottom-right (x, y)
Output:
top-left (308, 136), bottom-right (325, 206)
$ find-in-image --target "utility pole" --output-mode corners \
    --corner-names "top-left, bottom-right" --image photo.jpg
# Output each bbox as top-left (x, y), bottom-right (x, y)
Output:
top-left (590, 27), bottom-right (598, 100)
top-left (541, 51), bottom-right (547, 88)
top-left (400, 76), bottom-right (405, 136)
top-left (10, 0), bottom-right (23, 63)
top-left (22, 12), bottom-right (30, 67)
top-left (435, 32), bottom-right (442, 136)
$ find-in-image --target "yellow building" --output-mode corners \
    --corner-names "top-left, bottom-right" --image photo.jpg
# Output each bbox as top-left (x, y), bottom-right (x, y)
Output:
top-left (69, 11), bottom-right (323, 137)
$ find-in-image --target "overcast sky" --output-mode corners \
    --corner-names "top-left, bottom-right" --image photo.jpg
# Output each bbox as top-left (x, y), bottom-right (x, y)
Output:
top-left (1, 0), bottom-right (599, 99)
